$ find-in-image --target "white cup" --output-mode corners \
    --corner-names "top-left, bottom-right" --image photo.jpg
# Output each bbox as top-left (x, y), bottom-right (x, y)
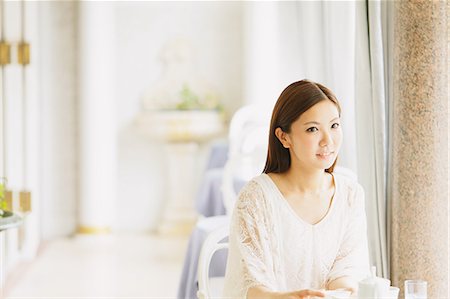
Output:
top-left (389, 286), bottom-right (399, 299)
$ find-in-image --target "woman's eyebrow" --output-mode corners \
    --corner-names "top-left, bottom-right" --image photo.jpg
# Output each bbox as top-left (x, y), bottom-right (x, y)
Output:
top-left (303, 117), bottom-right (340, 126)
top-left (303, 121), bottom-right (320, 126)
top-left (329, 117), bottom-right (340, 123)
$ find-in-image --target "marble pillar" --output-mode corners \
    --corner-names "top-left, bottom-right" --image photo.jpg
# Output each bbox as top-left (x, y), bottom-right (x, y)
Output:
top-left (78, 2), bottom-right (116, 233)
top-left (391, 1), bottom-right (448, 298)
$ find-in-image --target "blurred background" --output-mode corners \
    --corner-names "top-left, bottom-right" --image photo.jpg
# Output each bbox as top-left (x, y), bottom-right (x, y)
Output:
top-left (0, 1), bottom-right (448, 298)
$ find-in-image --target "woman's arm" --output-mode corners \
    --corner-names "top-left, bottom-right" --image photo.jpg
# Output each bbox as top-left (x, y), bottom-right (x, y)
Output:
top-left (248, 285), bottom-right (325, 299)
top-left (327, 275), bottom-right (357, 294)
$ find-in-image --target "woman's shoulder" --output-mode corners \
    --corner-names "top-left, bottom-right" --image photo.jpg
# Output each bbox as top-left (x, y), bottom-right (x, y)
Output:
top-left (334, 171), bottom-right (362, 191)
top-left (236, 174), bottom-right (276, 205)
top-left (333, 172), bottom-right (364, 208)
top-left (238, 174), bottom-right (269, 196)
top-left (240, 173), bottom-right (272, 187)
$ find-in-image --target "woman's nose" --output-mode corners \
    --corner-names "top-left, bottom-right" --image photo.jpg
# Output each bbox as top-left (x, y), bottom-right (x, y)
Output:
top-left (320, 131), bottom-right (334, 147)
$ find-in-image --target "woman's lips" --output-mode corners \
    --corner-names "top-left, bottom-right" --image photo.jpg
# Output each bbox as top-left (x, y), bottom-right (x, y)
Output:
top-left (316, 152), bottom-right (334, 159)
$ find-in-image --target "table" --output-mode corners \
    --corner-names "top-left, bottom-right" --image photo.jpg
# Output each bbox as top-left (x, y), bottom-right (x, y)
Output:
top-left (177, 215), bottom-right (229, 299)
top-left (0, 211), bottom-right (23, 292)
top-left (0, 211), bottom-right (22, 231)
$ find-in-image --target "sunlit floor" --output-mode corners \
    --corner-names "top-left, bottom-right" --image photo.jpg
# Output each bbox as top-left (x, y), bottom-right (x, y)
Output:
top-left (4, 232), bottom-right (189, 298)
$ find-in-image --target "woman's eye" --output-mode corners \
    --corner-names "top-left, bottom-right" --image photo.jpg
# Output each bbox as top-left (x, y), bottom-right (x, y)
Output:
top-left (306, 127), bottom-right (318, 132)
top-left (331, 123), bottom-right (340, 129)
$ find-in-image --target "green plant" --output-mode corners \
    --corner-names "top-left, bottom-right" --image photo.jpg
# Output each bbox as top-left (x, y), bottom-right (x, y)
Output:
top-left (175, 84), bottom-right (222, 111)
top-left (176, 84), bottom-right (201, 110)
top-left (0, 179), bottom-right (7, 212)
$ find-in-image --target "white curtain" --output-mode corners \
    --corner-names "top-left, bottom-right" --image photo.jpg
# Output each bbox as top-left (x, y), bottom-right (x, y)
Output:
top-left (354, 1), bottom-right (392, 278)
top-left (243, 1), bottom-right (391, 278)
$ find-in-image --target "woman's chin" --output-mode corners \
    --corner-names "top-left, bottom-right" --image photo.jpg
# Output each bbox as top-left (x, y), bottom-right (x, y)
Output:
top-left (315, 156), bottom-right (336, 169)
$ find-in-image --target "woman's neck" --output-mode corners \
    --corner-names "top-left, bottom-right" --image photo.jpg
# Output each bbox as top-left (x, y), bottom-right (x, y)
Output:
top-left (282, 166), bottom-right (328, 194)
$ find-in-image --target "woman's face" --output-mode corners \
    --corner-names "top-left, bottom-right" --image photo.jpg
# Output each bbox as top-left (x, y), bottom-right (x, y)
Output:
top-left (277, 100), bottom-right (342, 171)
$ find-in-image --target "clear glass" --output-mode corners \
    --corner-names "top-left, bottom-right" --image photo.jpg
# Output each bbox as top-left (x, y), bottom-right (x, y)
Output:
top-left (404, 280), bottom-right (427, 299)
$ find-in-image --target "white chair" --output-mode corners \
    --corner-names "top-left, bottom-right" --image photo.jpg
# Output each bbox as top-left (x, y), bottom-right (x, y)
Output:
top-left (197, 224), bottom-right (229, 299)
top-left (221, 105), bottom-right (271, 214)
top-left (197, 105), bottom-right (271, 299)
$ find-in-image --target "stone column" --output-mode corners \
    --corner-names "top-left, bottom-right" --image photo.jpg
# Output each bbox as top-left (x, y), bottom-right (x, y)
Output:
top-left (390, 1), bottom-right (448, 298)
top-left (78, 2), bottom-right (116, 234)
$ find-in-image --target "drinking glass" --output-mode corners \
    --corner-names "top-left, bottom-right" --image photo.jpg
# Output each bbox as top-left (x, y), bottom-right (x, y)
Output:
top-left (404, 280), bottom-right (427, 299)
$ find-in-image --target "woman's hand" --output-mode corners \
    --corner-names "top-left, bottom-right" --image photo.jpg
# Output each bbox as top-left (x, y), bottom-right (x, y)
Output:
top-left (248, 286), bottom-right (325, 299)
top-left (327, 276), bottom-right (357, 295)
top-left (282, 289), bottom-right (326, 299)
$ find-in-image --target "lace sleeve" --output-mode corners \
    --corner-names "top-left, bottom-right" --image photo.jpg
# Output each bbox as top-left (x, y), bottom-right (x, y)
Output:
top-left (229, 179), bottom-right (278, 295)
top-left (326, 183), bottom-right (370, 284)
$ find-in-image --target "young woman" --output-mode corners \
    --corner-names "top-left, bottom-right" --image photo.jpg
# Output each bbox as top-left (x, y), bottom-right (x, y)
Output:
top-left (223, 80), bottom-right (370, 299)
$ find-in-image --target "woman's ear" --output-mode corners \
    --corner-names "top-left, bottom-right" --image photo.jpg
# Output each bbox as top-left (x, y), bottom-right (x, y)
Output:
top-left (275, 127), bottom-right (291, 148)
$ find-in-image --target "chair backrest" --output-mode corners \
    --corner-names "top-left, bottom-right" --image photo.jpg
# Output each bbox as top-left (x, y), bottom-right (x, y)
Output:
top-left (221, 105), bottom-right (271, 214)
top-left (227, 105), bottom-right (271, 157)
top-left (197, 224), bottom-right (229, 299)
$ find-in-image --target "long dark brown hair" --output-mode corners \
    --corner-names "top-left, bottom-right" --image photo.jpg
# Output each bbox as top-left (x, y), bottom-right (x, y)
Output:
top-left (263, 79), bottom-right (341, 174)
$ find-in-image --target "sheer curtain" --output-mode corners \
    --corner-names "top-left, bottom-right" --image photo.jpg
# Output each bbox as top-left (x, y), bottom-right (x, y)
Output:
top-left (354, 1), bottom-right (392, 278)
top-left (243, 1), bottom-right (392, 278)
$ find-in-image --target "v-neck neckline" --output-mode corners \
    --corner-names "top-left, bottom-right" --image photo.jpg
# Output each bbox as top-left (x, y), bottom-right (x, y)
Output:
top-left (262, 172), bottom-right (338, 228)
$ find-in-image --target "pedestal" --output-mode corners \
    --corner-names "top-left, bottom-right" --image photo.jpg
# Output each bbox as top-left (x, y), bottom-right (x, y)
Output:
top-left (158, 142), bottom-right (200, 235)
top-left (136, 110), bottom-right (225, 236)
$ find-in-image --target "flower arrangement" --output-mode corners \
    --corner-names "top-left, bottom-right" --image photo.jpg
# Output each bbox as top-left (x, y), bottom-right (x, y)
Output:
top-left (175, 84), bottom-right (223, 111)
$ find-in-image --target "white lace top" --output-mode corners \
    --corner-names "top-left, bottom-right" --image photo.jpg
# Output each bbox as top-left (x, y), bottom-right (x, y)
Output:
top-left (223, 173), bottom-right (370, 298)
